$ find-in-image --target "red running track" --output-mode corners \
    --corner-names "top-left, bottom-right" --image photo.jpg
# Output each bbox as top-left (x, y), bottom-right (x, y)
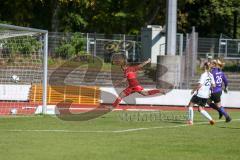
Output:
top-left (0, 102), bottom-right (239, 115)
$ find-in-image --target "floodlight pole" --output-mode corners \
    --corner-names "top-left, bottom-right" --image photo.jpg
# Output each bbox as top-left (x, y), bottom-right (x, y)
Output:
top-left (165, 0), bottom-right (177, 55)
top-left (43, 32), bottom-right (48, 114)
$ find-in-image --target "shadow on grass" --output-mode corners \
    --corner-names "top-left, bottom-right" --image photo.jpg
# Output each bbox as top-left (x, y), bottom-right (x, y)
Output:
top-left (162, 120), bottom-right (186, 124)
top-left (216, 126), bottom-right (240, 129)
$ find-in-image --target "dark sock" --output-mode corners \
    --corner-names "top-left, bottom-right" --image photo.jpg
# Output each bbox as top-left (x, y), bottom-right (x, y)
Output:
top-left (209, 103), bottom-right (223, 116)
top-left (209, 103), bottom-right (218, 110)
top-left (219, 106), bottom-right (229, 118)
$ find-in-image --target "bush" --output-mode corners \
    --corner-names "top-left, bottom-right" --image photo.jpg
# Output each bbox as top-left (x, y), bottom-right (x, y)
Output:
top-left (55, 43), bottom-right (76, 58)
top-left (222, 64), bottom-right (240, 72)
top-left (55, 33), bottom-right (86, 58)
top-left (3, 36), bottom-right (42, 55)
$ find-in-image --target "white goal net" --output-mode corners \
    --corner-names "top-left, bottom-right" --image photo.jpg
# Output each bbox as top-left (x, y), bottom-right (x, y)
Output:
top-left (0, 24), bottom-right (48, 115)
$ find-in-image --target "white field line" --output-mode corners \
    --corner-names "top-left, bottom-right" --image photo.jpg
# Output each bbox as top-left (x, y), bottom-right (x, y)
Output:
top-left (113, 121), bottom-right (220, 133)
top-left (1, 119), bottom-right (240, 134)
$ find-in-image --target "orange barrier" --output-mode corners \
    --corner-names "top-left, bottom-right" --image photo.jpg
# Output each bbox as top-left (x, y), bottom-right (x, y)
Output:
top-left (29, 85), bottom-right (100, 105)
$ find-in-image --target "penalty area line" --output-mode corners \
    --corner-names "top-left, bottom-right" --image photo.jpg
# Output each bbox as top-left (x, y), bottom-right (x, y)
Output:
top-left (1, 119), bottom-right (240, 134)
top-left (113, 118), bottom-right (240, 133)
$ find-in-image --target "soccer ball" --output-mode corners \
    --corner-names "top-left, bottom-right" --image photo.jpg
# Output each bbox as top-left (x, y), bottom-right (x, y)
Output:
top-left (11, 75), bottom-right (20, 83)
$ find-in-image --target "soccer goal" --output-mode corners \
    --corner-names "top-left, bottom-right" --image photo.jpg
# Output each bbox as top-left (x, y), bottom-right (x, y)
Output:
top-left (0, 23), bottom-right (48, 115)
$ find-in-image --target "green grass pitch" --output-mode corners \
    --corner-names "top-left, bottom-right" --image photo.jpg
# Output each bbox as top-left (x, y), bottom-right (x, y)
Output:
top-left (0, 110), bottom-right (240, 160)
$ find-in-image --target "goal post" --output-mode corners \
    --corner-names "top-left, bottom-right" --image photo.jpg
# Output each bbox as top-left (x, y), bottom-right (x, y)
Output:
top-left (0, 23), bottom-right (48, 115)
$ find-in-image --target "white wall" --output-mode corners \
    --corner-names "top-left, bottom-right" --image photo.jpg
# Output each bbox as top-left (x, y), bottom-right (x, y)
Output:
top-left (141, 25), bottom-right (165, 64)
top-left (150, 26), bottom-right (165, 64)
top-left (100, 87), bottom-right (240, 108)
top-left (1, 85), bottom-right (239, 108)
top-left (0, 85), bottom-right (31, 101)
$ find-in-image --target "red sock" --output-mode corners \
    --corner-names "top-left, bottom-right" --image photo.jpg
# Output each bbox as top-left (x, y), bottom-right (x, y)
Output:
top-left (113, 97), bottom-right (122, 108)
top-left (147, 89), bottom-right (160, 95)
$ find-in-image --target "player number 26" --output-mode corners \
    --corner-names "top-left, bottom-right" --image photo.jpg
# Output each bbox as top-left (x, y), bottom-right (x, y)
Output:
top-left (216, 76), bottom-right (222, 84)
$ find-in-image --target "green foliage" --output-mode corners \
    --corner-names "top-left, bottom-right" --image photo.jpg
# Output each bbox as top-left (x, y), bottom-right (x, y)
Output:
top-left (55, 33), bottom-right (86, 58)
top-left (0, 0), bottom-right (239, 37)
top-left (223, 64), bottom-right (240, 72)
top-left (181, 0), bottom-right (240, 37)
top-left (61, 12), bottom-right (88, 32)
top-left (2, 36), bottom-right (42, 55)
top-left (55, 43), bottom-right (75, 58)
top-left (48, 57), bottom-right (55, 66)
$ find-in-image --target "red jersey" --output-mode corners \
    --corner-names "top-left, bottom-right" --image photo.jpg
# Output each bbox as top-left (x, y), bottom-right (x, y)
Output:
top-left (124, 65), bottom-right (141, 87)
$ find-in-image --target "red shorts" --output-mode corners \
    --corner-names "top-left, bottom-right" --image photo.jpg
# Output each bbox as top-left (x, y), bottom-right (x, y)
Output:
top-left (123, 85), bottom-right (144, 96)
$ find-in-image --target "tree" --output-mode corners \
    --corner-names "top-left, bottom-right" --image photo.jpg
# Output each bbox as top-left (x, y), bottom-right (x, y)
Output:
top-left (180, 0), bottom-right (240, 37)
top-left (0, 0), bottom-right (239, 38)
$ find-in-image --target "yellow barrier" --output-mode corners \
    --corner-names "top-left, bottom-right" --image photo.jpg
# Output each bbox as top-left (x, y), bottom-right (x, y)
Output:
top-left (29, 85), bottom-right (100, 105)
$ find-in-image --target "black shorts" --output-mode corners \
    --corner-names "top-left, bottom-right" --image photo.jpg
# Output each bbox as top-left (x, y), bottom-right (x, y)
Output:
top-left (190, 95), bottom-right (208, 107)
top-left (209, 91), bottom-right (222, 103)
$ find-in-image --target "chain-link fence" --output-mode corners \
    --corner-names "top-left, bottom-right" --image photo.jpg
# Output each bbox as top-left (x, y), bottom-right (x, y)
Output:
top-left (218, 39), bottom-right (240, 58)
top-left (48, 32), bottom-right (240, 60)
top-left (48, 32), bottom-right (142, 62)
top-left (193, 36), bottom-right (240, 60)
top-left (47, 32), bottom-right (240, 90)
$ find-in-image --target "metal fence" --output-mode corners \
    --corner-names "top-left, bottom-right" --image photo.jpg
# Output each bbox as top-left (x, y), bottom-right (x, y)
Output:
top-left (218, 38), bottom-right (240, 58)
top-left (194, 37), bottom-right (240, 59)
top-left (47, 32), bottom-right (240, 90)
top-left (48, 32), bottom-right (240, 62)
top-left (48, 32), bottom-right (142, 62)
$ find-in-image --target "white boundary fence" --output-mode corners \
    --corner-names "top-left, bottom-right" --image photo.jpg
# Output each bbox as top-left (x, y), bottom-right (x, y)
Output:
top-left (100, 87), bottom-right (240, 108)
top-left (1, 85), bottom-right (239, 108)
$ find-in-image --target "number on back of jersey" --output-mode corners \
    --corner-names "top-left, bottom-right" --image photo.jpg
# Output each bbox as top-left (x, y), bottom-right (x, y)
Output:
top-left (204, 78), bottom-right (211, 86)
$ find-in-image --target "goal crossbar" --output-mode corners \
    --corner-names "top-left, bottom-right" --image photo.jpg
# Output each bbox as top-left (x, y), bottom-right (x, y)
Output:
top-left (0, 31), bottom-right (39, 40)
top-left (0, 23), bottom-right (47, 33)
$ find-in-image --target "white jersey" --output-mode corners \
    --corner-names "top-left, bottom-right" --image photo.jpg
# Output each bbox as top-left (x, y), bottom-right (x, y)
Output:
top-left (195, 71), bottom-right (215, 98)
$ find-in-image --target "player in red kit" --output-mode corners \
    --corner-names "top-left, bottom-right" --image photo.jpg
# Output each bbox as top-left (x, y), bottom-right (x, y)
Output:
top-left (112, 54), bottom-right (166, 108)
